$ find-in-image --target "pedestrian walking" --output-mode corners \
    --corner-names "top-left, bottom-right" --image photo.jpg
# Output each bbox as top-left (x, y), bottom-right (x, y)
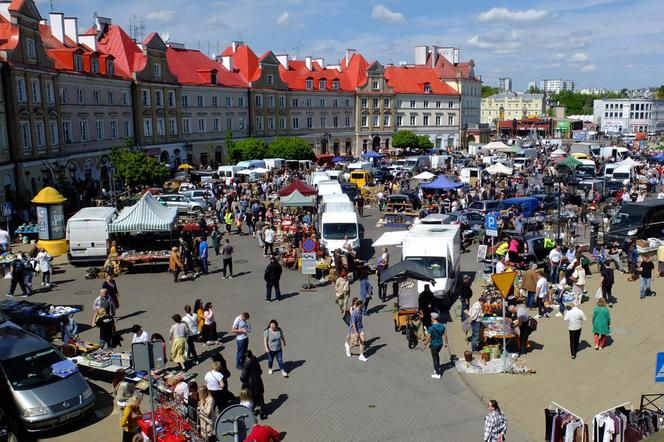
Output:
top-left (483, 399), bottom-right (507, 442)
top-left (466, 297), bottom-right (485, 352)
top-left (198, 237), bottom-right (209, 275)
top-left (458, 275), bottom-right (473, 322)
top-left (224, 209), bottom-right (233, 235)
top-left (263, 320), bottom-right (288, 377)
top-left (169, 247), bottom-right (184, 283)
top-left (36, 247), bottom-right (52, 288)
top-left (521, 263), bottom-right (538, 309)
top-left (194, 299), bottom-right (205, 338)
top-left (211, 225), bottom-right (221, 256)
top-left (232, 312), bottom-right (251, 369)
top-left (91, 288), bottom-right (115, 323)
top-left (240, 350), bottom-right (266, 419)
top-left (563, 301), bottom-right (586, 359)
top-left (264, 256), bottom-right (282, 302)
top-left (571, 260), bottom-right (586, 297)
top-left (422, 312), bottom-right (448, 379)
top-left (638, 254), bottom-right (655, 299)
top-left (335, 271), bottom-right (351, 315)
top-left (169, 314), bottom-right (188, 370)
top-left (263, 224), bottom-right (275, 256)
top-left (600, 260), bottom-right (615, 307)
top-left (95, 308), bottom-right (115, 350)
top-left (358, 270), bottom-right (373, 315)
top-left (204, 360), bottom-right (227, 413)
top-left (102, 273), bottom-right (120, 314)
top-left (592, 298), bottom-right (611, 350)
top-left (255, 216), bottom-right (266, 247)
top-left (345, 299), bottom-right (368, 362)
top-left (202, 302), bottom-right (218, 345)
top-left (548, 245), bottom-right (562, 284)
top-left (182, 305), bottom-right (200, 365)
top-left (535, 269), bottom-right (549, 318)
top-left (376, 247), bottom-right (389, 301)
top-left (221, 238), bottom-right (234, 279)
top-left (6, 252), bottom-right (29, 297)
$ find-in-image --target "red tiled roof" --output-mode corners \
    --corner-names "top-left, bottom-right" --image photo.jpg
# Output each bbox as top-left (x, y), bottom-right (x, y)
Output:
top-left (8, 0), bottom-right (25, 11)
top-left (94, 24), bottom-right (144, 76)
top-left (165, 46), bottom-right (247, 88)
top-left (429, 53), bottom-right (479, 82)
top-left (0, 16), bottom-right (19, 52)
top-left (341, 52), bottom-right (369, 89)
top-left (384, 65), bottom-right (459, 95)
top-left (279, 59), bottom-right (353, 92)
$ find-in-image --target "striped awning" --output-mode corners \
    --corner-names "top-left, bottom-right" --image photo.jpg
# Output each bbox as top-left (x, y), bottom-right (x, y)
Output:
top-left (109, 192), bottom-right (177, 233)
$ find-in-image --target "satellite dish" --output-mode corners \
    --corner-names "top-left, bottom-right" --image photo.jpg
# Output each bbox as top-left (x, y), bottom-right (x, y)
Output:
top-left (214, 404), bottom-right (255, 441)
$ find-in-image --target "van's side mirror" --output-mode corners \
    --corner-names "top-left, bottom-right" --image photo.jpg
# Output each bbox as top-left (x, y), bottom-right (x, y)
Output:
top-left (448, 270), bottom-right (456, 279)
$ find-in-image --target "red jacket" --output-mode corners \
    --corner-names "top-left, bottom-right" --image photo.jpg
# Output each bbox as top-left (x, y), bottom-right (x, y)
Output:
top-left (244, 424), bottom-right (281, 442)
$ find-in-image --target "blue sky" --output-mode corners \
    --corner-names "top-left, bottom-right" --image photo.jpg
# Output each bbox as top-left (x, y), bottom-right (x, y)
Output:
top-left (38, 0), bottom-right (663, 90)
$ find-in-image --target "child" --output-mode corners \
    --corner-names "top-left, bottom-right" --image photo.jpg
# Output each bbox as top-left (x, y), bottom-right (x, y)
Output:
top-left (239, 388), bottom-right (253, 412)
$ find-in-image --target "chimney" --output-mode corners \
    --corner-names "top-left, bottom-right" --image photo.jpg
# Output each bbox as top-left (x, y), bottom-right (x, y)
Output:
top-left (64, 17), bottom-right (79, 45)
top-left (430, 45), bottom-right (438, 68)
top-left (275, 54), bottom-right (288, 69)
top-left (414, 45), bottom-right (428, 65)
top-left (231, 40), bottom-right (243, 53)
top-left (453, 48), bottom-right (460, 65)
top-left (345, 48), bottom-right (355, 66)
top-left (305, 56), bottom-right (312, 70)
top-left (314, 57), bottom-right (324, 68)
top-left (49, 12), bottom-right (65, 44)
top-left (221, 55), bottom-right (232, 71)
top-left (79, 34), bottom-right (97, 51)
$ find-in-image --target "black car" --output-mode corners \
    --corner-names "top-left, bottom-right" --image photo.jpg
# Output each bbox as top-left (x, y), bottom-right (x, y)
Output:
top-left (341, 183), bottom-right (360, 202)
top-left (372, 168), bottom-right (394, 183)
top-left (500, 229), bottom-right (555, 268)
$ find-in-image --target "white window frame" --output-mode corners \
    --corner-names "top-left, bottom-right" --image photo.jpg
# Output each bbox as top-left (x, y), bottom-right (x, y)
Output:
top-left (333, 116), bottom-right (339, 128)
top-left (91, 58), bottom-right (99, 74)
top-left (345, 116), bottom-right (351, 127)
top-left (183, 118), bottom-right (191, 134)
top-left (372, 80), bottom-right (379, 90)
top-left (320, 116), bottom-right (326, 128)
top-left (16, 78), bottom-right (26, 102)
top-left (255, 94), bottom-right (263, 107)
top-left (107, 91), bottom-right (114, 105)
top-left (181, 95), bottom-right (189, 107)
top-left (93, 90), bottom-right (100, 105)
top-left (256, 116), bottom-right (263, 131)
top-left (95, 120), bottom-right (104, 140)
top-left (383, 114), bottom-right (390, 126)
top-left (168, 91), bottom-right (175, 107)
top-left (35, 120), bottom-right (45, 148)
top-left (268, 116), bottom-right (274, 130)
top-left (156, 118), bottom-right (165, 136)
top-left (142, 89), bottom-right (150, 106)
top-left (423, 115), bottom-right (429, 126)
top-left (79, 120), bottom-right (88, 141)
top-left (278, 96), bottom-right (285, 108)
top-left (212, 96), bottom-right (218, 108)
top-left (143, 118), bottom-right (152, 137)
top-left (361, 98), bottom-right (368, 108)
top-left (268, 95), bottom-right (275, 108)
top-left (153, 63), bottom-right (162, 78)
top-left (361, 115), bottom-right (368, 127)
top-left (26, 38), bottom-right (36, 59)
top-left (372, 115), bottom-right (379, 127)
top-left (107, 60), bottom-right (115, 76)
top-left (123, 91), bottom-right (129, 105)
top-left (74, 54), bottom-right (84, 72)
top-left (155, 90), bottom-right (163, 107)
top-left (213, 117), bottom-right (220, 132)
top-left (267, 74), bottom-right (274, 85)
top-left (110, 120), bottom-right (118, 139)
top-left (279, 116), bottom-right (285, 130)
top-left (292, 117), bottom-right (299, 129)
top-left (226, 117), bottom-right (232, 131)
top-left (305, 79), bottom-right (313, 90)
top-left (62, 121), bottom-right (72, 143)
top-left (448, 114), bottom-right (455, 126)
top-left (198, 118), bottom-right (206, 133)
top-left (306, 117), bottom-right (313, 129)
top-left (45, 81), bottom-right (54, 104)
top-left (20, 121), bottom-right (31, 149)
top-left (49, 120), bottom-right (58, 145)
top-left (319, 79), bottom-right (326, 90)
top-left (332, 80), bottom-right (339, 90)
top-left (31, 79), bottom-right (40, 103)
top-left (197, 96), bottom-right (204, 107)
top-left (170, 118), bottom-right (177, 135)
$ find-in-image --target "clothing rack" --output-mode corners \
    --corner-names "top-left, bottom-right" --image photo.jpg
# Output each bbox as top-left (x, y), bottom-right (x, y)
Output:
top-left (549, 402), bottom-right (587, 442)
top-left (594, 401), bottom-right (633, 417)
top-left (641, 394), bottom-right (664, 415)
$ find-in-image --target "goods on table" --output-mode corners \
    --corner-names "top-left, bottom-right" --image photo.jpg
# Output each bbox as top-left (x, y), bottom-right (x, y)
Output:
top-left (41, 305), bottom-right (80, 318)
top-left (83, 349), bottom-right (113, 368)
top-left (454, 352), bottom-right (533, 375)
top-left (481, 317), bottom-right (515, 338)
top-left (637, 238), bottom-right (663, 254)
top-left (118, 250), bottom-right (170, 263)
top-left (138, 404), bottom-right (196, 442)
top-left (79, 349), bottom-right (133, 369)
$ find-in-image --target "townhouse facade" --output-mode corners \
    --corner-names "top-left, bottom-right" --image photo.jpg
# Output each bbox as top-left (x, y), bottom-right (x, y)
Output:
top-left (481, 92), bottom-right (545, 128)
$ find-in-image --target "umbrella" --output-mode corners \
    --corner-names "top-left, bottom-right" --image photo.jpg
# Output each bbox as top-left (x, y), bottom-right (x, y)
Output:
top-left (413, 171), bottom-right (435, 180)
top-left (362, 151), bottom-right (384, 159)
top-left (177, 163), bottom-right (193, 170)
top-left (379, 260), bottom-right (436, 285)
top-left (557, 156), bottom-right (582, 169)
top-left (331, 156), bottom-right (346, 163)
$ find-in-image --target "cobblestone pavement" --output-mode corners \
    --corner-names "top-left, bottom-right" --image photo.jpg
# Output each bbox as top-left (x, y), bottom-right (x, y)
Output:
top-left (5, 207), bottom-right (529, 442)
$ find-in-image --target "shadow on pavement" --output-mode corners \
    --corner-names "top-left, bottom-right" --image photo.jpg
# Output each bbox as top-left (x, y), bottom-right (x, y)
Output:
top-left (265, 393), bottom-right (288, 416)
top-left (367, 304), bottom-right (385, 315)
top-left (116, 309), bottom-right (147, 321)
top-left (364, 344), bottom-right (387, 357)
top-left (279, 291), bottom-right (299, 301)
top-left (285, 359), bottom-right (305, 374)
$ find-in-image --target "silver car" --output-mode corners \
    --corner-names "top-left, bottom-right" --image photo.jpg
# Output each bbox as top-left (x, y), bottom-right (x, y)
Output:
top-left (0, 322), bottom-right (95, 432)
top-left (156, 194), bottom-right (206, 214)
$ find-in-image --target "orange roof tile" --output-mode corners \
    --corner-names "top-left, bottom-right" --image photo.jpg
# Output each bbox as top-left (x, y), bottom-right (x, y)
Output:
top-left (0, 16), bottom-right (19, 52)
top-left (165, 46), bottom-right (247, 88)
top-left (279, 59), bottom-right (353, 92)
top-left (94, 24), bottom-right (144, 76)
top-left (229, 44), bottom-right (260, 82)
top-left (384, 65), bottom-right (459, 95)
top-left (342, 52), bottom-right (369, 89)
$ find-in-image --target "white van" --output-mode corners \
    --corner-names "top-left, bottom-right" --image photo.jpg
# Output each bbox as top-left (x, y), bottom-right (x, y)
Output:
top-left (236, 159), bottom-right (266, 170)
top-left (460, 167), bottom-right (481, 186)
top-left (603, 163), bottom-right (619, 179)
top-left (578, 159), bottom-right (597, 176)
top-left (310, 171), bottom-right (331, 188)
top-left (217, 165), bottom-right (241, 185)
top-left (320, 203), bottom-right (360, 254)
top-left (317, 180), bottom-right (343, 199)
top-left (319, 193), bottom-right (352, 214)
top-left (66, 207), bottom-right (118, 264)
top-left (263, 158), bottom-right (285, 171)
top-left (611, 166), bottom-right (635, 185)
top-left (298, 160), bottom-right (314, 170)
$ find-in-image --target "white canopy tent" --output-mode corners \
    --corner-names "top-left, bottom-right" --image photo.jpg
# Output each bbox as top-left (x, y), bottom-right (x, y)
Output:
top-left (412, 171), bottom-right (435, 181)
top-left (485, 162), bottom-right (513, 175)
top-left (483, 141), bottom-right (518, 153)
top-left (615, 158), bottom-right (642, 168)
top-left (109, 193), bottom-right (177, 233)
top-left (372, 231), bottom-right (409, 248)
top-left (550, 148), bottom-right (566, 157)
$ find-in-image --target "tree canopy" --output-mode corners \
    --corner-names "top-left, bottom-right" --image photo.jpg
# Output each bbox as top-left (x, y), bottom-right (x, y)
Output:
top-left (268, 137), bottom-right (315, 160)
top-left (656, 85), bottom-right (664, 100)
top-left (392, 130), bottom-right (419, 150)
top-left (227, 137), bottom-right (269, 163)
top-left (416, 135), bottom-right (433, 149)
top-left (550, 90), bottom-right (628, 115)
top-left (481, 85), bottom-right (500, 98)
top-left (109, 147), bottom-right (168, 187)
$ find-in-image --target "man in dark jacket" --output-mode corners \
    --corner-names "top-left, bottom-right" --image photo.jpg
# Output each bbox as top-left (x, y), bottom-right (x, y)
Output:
top-left (6, 252), bottom-right (29, 297)
top-left (264, 256), bottom-right (283, 302)
top-left (600, 260), bottom-right (615, 307)
top-left (457, 275), bottom-right (473, 321)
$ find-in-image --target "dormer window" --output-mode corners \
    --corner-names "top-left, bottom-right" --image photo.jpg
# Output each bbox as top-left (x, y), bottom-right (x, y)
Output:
top-left (211, 72), bottom-right (217, 85)
top-left (106, 60), bottom-right (115, 76)
top-left (153, 63), bottom-right (162, 78)
top-left (91, 58), bottom-right (99, 74)
top-left (26, 38), bottom-right (36, 59)
top-left (74, 54), bottom-right (83, 72)
top-left (332, 79), bottom-right (339, 90)
top-left (305, 78), bottom-right (313, 90)
top-left (424, 83), bottom-right (431, 93)
top-left (319, 79), bottom-right (326, 90)
top-left (266, 74), bottom-right (274, 85)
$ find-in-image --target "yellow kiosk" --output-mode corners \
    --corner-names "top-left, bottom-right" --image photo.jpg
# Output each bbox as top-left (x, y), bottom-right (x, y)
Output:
top-left (31, 187), bottom-right (67, 256)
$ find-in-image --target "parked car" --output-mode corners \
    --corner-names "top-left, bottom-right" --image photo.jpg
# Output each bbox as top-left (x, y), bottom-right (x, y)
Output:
top-left (447, 211), bottom-right (485, 230)
top-left (162, 179), bottom-right (182, 194)
top-left (500, 230), bottom-right (555, 268)
top-left (467, 200), bottom-right (502, 216)
top-left (340, 183), bottom-right (360, 202)
top-left (156, 194), bottom-right (206, 214)
top-left (371, 167), bottom-right (394, 183)
top-left (0, 322), bottom-right (95, 432)
top-left (179, 189), bottom-right (211, 205)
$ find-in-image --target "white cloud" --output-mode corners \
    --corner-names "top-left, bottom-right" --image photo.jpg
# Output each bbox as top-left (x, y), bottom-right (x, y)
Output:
top-left (276, 12), bottom-right (304, 29)
top-left (580, 64), bottom-right (598, 72)
top-left (467, 31), bottom-right (523, 54)
top-left (371, 4), bottom-right (405, 24)
top-left (552, 53), bottom-right (564, 61)
top-left (146, 10), bottom-right (176, 22)
top-left (478, 7), bottom-right (548, 22)
top-left (571, 52), bottom-right (589, 62)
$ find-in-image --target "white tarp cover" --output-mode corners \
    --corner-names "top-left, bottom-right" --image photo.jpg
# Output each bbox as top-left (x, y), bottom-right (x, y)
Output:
top-left (614, 158), bottom-right (641, 168)
top-left (485, 163), bottom-right (513, 175)
top-left (483, 141), bottom-right (517, 152)
top-left (372, 231), bottom-right (409, 247)
top-left (413, 171), bottom-right (435, 180)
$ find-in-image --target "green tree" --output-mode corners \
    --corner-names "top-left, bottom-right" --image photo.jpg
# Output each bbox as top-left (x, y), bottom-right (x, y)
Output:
top-left (416, 135), bottom-right (433, 149)
top-left (481, 85), bottom-right (500, 98)
top-left (268, 137), bottom-right (315, 160)
top-left (528, 85), bottom-right (541, 93)
top-left (392, 130), bottom-right (419, 151)
top-left (223, 130), bottom-right (234, 165)
top-left (226, 137), bottom-right (268, 163)
top-left (656, 85), bottom-right (664, 100)
top-left (109, 147), bottom-right (168, 187)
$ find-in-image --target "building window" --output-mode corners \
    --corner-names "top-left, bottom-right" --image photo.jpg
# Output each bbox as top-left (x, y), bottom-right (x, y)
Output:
top-left (423, 83), bottom-right (431, 93)
top-left (305, 79), bottom-right (313, 90)
top-left (410, 115), bottom-right (416, 125)
top-left (292, 117), bottom-right (299, 129)
top-left (384, 98), bottom-right (390, 108)
top-left (91, 58), bottom-right (99, 74)
top-left (142, 89), bottom-right (150, 106)
top-left (211, 96), bottom-right (218, 108)
top-left (106, 60), bottom-right (115, 76)
top-left (143, 118), bottom-right (152, 137)
top-left (396, 115), bottom-right (403, 126)
top-left (423, 100), bottom-right (429, 109)
top-left (332, 79), bottom-right (339, 90)
top-left (345, 116), bottom-right (351, 127)
top-left (239, 118), bottom-right (245, 131)
top-left (239, 96), bottom-right (245, 107)
top-left (110, 120), bottom-right (118, 139)
top-left (448, 114), bottom-right (455, 125)
top-left (320, 99), bottom-right (325, 108)
top-left (80, 120), bottom-right (88, 141)
top-left (319, 79), bottom-right (326, 90)
top-left (155, 91), bottom-right (163, 107)
top-left (16, 78), bottom-right (26, 102)
top-left (372, 98), bottom-right (379, 108)
top-left (306, 98), bottom-right (312, 108)
top-left (157, 118), bottom-right (165, 136)
top-left (410, 100), bottom-right (416, 108)
top-left (168, 91), bottom-right (175, 107)
top-left (372, 80), bottom-right (379, 90)
top-left (333, 99), bottom-right (338, 108)
top-left (291, 98), bottom-right (298, 107)
top-left (372, 115), bottom-right (379, 127)
top-left (46, 81), bottom-right (54, 104)
top-left (423, 115), bottom-right (429, 126)
top-left (197, 96), bottom-right (204, 107)
top-left (345, 98), bottom-right (351, 107)
top-left (35, 120), bottom-right (45, 147)
top-left (267, 74), bottom-right (274, 85)
top-left (20, 121), bottom-right (31, 148)
top-left (49, 120), bottom-right (58, 145)
top-left (95, 120), bottom-right (104, 140)
top-left (320, 116), bottom-right (326, 128)
top-left (210, 72), bottom-right (217, 84)
top-left (213, 117), bottom-right (220, 132)
top-left (26, 38), bottom-right (36, 59)
top-left (279, 116), bottom-right (285, 129)
top-left (183, 118), bottom-right (191, 134)
top-left (124, 120), bottom-right (131, 137)
top-left (448, 101), bottom-right (454, 108)
top-left (268, 95), bottom-right (274, 108)
top-left (153, 63), bottom-right (161, 78)
top-left (361, 116), bottom-right (368, 127)
top-left (268, 116), bottom-right (274, 130)
top-left (435, 115), bottom-right (442, 126)
top-left (93, 90), bottom-right (100, 105)
top-left (278, 95), bottom-right (285, 108)
top-left (383, 114), bottom-right (390, 126)
top-left (181, 95), bottom-right (189, 107)
top-left (435, 101), bottom-right (441, 108)
top-left (225, 117), bottom-right (232, 131)
top-left (123, 91), bottom-right (129, 105)
top-left (198, 118), bottom-right (206, 132)
top-left (74, 54), bottom-right (84, 71)
top-left (107, 91), bottom-right (114, 105)
top-left (31, 79), bottom-right (40, 103)
top-left (256, 95), bottom-right (263, 107)
top-left (333, 116), bottom-right (339, 128)
top-left (306, 117), bottom-right (313, 129)
top-left (62, 121), bottom-right (72, 143)
top-left (170, 118), bottom-right (177, 135)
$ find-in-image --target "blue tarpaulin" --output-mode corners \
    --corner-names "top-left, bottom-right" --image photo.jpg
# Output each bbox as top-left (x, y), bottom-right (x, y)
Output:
top-left (362, 151), bottom-right (384, 159)
top-left (331, 156), bottom-right (346, 163)
top-left (652, 153), bottom-right (664, 162)
top-left (420, 175), bottom-right (463, 190)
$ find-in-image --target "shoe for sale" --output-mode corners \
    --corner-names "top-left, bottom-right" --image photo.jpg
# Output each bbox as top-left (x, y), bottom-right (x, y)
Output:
top-left (358, 354), bottom-right (367, 362)
top-left (344, 342), bottom-right (351, 357)
top-left (268, 369), bottom-right (273, 375)
top-left (430, 373), bottom-right (442, 379)
top-left (282, 371), bottom-right (289, 378)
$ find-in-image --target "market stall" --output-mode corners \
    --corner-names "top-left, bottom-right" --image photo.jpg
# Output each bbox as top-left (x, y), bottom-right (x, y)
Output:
top-left (0, 300), bottom-right (80, 339)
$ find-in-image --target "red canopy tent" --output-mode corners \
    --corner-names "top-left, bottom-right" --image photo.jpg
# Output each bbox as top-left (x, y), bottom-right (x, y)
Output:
top-left (279, 179), bottom-right (316, 197)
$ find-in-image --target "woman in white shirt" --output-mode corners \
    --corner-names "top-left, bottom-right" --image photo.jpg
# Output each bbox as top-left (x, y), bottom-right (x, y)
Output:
top-left (36, 248), bottom-right (52, 287)
top-left (204, 361), bottom-right (225, 413)
top-left (571, 260), bottom-right (587, 298)
top-left (130, 324), bottom-right (149, 343)
top-left (198, 387), bottom-right (215, 439)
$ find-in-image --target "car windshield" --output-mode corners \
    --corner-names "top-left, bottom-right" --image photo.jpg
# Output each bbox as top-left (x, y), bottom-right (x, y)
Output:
top-left (404, 256), bottom-right (447, 278)
top-left (469, 202), bottom-right (484, 210)
top-left (613, 173), bottom-right (630, 180)
top-left (610, 206), bottom-right (648, 229)
top-left (2, 347), bottom-right (64, 390)
top-left (323, 223), bottom-right (357, 240)
top-left (351, 173), bottom-right (365, 179)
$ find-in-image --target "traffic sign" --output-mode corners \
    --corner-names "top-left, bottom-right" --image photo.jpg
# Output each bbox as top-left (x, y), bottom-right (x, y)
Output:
top-left (1, 202), bottom-right (11, 217)
top-left (301, 238), bottom-right (317, 253)
top-left (656, 352), bottom-right (664, 382)
top-left (491, 271), bottom-right (516, 299)
top-left (485, 212), bottom-right (498, 237)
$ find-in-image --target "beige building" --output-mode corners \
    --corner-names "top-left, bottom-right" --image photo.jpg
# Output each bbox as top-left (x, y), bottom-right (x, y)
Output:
top-left (354, 61), bottom-right (395, 152)
top-left (481, 92), bottom-right (545, 128)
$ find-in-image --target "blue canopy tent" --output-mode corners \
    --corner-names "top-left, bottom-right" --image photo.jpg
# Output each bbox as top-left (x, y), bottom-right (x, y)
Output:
top-left (362, 151), bottom-right (384, 159)
top-left (420, 175), bottom-right (464, 190)
top-left (652, 153), bottom-right (664, 162)
top-left (331, 156), bottom-right (346, 163)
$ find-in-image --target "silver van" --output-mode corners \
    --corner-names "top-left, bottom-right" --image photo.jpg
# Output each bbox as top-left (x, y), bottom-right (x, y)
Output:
top-left (0, 322), bottom-right (95, 432)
